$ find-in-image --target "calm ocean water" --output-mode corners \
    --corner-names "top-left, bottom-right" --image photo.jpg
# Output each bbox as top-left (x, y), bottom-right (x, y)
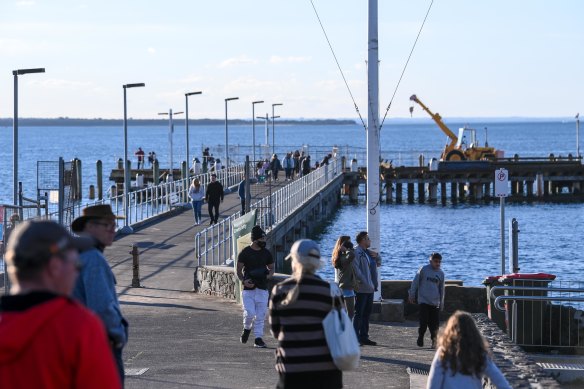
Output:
top-left (0, 119), bottom-right (582, 283)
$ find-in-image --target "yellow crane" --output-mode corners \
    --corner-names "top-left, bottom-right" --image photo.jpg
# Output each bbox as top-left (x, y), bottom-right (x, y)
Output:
top-left (409, 94), bottom-right (499, 161)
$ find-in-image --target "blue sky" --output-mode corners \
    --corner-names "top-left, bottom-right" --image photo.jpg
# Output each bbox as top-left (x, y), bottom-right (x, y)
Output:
top-left (0, 0), bottom-right (582, 119)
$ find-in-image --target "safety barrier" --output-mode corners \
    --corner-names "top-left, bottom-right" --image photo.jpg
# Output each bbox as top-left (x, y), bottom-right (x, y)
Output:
top-left (195, 158), bottom-right (340, 267)
top-left (491, 280), bottom-right (584, 350)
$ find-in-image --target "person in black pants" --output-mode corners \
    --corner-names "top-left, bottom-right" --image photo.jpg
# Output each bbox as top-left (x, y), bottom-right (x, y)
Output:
top-left (205, 174), bottom-right (224, 224)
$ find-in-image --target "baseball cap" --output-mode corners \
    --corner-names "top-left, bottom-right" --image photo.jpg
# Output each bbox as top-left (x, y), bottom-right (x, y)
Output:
top-left (285, 239), bottom-right (323, 268)
top-left (6, 220), bottom-right (93, 270)
top-left (251, 226), bottom-right (266, 242)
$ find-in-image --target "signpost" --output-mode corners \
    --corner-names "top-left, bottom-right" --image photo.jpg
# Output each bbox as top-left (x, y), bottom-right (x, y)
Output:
top-left (495, 168), bottom-right (509, 274)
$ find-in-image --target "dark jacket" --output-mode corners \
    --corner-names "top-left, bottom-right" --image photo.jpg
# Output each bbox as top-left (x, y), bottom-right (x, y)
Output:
top-left (205, 181), bottom-right (224, 203)
top-left (335, 250), bottom-right (358, 291)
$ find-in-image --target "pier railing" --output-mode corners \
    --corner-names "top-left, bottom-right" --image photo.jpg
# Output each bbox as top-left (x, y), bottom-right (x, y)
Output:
top-left (43, 164), bottom-right (245, 229)
top-left (491, 280), bottom-right (584, 350)
top-left (195, 158), bottom-right (341, 267)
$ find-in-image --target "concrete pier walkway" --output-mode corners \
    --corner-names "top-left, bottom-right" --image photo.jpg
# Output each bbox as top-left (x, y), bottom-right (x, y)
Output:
top-left (105, 182), bottom-right (437, 388)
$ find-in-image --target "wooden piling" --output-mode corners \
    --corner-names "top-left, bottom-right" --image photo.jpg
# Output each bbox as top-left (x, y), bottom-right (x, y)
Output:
top-left (407, 183), bottom-right (415, 203)
top-left (450, 182), bottom-right (457, 202)
top-left (385, 180), bottom-right (393, 203)
top-left (418, 183), bottom-right (425, 203)
top-left (428, 183), bottom-right (437, 203)
top-left (395, 183), bottom-right (402, 203)
top-left (96, 160), bottom-right (103, 200)
top-left (440, 182), bottom-right (447, 204)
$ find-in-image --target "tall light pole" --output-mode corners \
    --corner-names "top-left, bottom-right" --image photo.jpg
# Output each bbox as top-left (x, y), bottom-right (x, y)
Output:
top-left (252, 100), bottom-right (264, 162)
top-left (576, 113), bottom-right (580, 161)
top-left (256, 114), bottom-right (269, 160)
top-left (272, 103), bottom-right (283, 155)
top-left (122, 82), bottom-right (145, 234)
top-left (158, 109), bottom-right (184, 181)
top-left (185, 91), bottom-right (202, 172)
top-left (225, 97), bottom-right (239, 169)
top-left (12, 67), bottom-right (45, 205)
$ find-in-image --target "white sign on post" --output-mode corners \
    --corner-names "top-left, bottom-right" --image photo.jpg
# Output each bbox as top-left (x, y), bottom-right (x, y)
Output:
top-left (495, 168), bottom-right (509, 197)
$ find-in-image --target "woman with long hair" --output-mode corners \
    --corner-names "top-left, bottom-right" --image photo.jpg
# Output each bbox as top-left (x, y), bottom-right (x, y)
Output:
top-left (188, 178), bottom-right (204, 225)
top-left (270, 240), bottom-right (343, 389)
top-left (427, 311), bottom-right (511, 389)
top-left (331, 235), bottom-right (357, 319)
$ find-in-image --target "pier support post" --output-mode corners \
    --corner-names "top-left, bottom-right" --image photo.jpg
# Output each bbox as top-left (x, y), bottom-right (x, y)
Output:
top-left (96, 160), bottom-right (103, 200)
top-left (153, 159), bottom-right (160, 185)
top-left (475, 184), bottom-right (484, 201)
top-left (517, 180), bottom-right (524, 197)
top-left (440, 182), bottom-right (447, 204)
top-left (89, 185), bottom-right (95, 200)
top-left (526, 180), bottom-right (534, 198)
top-left (385, 180), bottom-right (393, 203)
top-left (76, 159), bottom-right (82, 200)
top-left (395, 183), bottom-right (402, 203)
top-left (458, 183), bottom-right (465, 201)
top-left (349, 184), bottom-right (359, 203)
top-left (428, 183), bottom-right (437, 203)
top-left (485, 183), bottom-right (491, 201)
top-left (407, 183), bottom-right (415, 203)
top-left (418, 182), bottom-right (425, 203)
top-left (468, 183), bottom-right (476, 201)
top-left (450, 182), bottom-right (457, 203)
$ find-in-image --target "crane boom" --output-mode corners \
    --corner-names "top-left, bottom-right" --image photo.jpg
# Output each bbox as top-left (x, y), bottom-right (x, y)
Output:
top-left (410, 94), bottom-right (458, 149)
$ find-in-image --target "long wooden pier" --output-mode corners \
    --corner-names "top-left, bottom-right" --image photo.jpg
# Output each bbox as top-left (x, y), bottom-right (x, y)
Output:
top-left (343, 159), bottom-right (584, 203)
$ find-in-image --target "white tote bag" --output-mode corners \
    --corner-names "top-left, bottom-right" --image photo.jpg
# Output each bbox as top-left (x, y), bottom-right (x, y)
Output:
top-left (322, 283), bottom-right (361, 371)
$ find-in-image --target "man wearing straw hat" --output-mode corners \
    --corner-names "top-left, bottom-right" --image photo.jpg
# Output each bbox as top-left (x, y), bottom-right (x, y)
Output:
top-left (72, 204), bottom-right (128, 385)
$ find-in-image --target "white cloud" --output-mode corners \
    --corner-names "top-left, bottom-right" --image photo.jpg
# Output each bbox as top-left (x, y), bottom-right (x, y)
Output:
top-left (147, 47), bottom-right (156, 54)
top-left (218, 55), bottom-right (258, 68)
top-left (270, 56), bottom-right (311, 64)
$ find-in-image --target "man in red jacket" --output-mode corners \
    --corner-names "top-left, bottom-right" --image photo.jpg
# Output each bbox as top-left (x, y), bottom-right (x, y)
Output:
top-left (0, 220), bottom-right (121, 389)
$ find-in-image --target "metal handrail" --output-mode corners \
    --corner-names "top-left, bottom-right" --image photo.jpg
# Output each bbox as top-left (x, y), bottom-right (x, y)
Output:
top-left (491, 285), bottom-right (584, 312)
top-left (195, 158), bottom-right (341, 267)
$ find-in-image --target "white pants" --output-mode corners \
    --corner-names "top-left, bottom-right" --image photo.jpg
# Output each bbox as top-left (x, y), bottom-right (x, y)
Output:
top-left (242, 288), bottom-right (269, 339)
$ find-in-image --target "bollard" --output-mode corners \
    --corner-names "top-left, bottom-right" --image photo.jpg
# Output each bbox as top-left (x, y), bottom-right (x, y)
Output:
top-left (117, 158), bottom-right (124, 169)
top-left (130, 244), bottom-right (141, 287)
top-left (153, 159), bottom-right (160, 184)
top-left (96, 160), bottom-right (103, 200)
top-left (89, 185), bottom-right (95, 200)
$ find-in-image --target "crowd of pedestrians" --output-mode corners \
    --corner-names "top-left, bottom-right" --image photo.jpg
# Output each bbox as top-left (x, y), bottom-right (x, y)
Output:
top-left (0, 154), bottom-right (512, 388)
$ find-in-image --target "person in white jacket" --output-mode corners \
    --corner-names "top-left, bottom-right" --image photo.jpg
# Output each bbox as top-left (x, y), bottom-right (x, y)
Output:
top-left (427, 311), bottom-right (511, 389)
top-left (188, 178), bottom-right (205, 225)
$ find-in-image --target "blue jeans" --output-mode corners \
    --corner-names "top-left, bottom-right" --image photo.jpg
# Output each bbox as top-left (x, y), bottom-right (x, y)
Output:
top-left (353, 292), bottom-right (373, 341)
top-left (191, 200), bottom-right (203, 222)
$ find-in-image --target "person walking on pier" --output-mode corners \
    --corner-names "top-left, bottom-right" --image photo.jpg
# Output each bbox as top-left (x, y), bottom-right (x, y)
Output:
top-left (270, 154), bottom-right (282, 181)
top-left (237, 226), bottom-right (274, 348)
top-left (353, 231), bottom-right (379, 346)
top-left (205, 174), bottom-right (224, 224)
top-left (332, 235), bottom-right (357, 319)
top-left (189, 178), bottom-right (204, 225)
top-left (0, 220), bottom-right (121, 389)
top-left (269, 239), bottom-right (343, 389)
top-left (408, 252), bottom-right (445, 349)
top-left (427, 311), bottom-right (511, 389)
top-left (238, 178), bottom-right (247, 215)
top-left (134, 147), bottom-right (145, 169)
top-left (71, 205), bottom-right (128, 385)
top-left (301, 155), bottom-right (311, 176)
top-left (283, 152), bottom-right (294, 181)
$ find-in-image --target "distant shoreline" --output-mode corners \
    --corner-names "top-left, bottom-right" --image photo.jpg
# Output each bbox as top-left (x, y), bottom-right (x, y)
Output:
top-left (0, 118), bottom-right (358, 127)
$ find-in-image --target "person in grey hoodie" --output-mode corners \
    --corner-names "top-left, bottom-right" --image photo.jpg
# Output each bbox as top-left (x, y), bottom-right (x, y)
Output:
top-left (409, 252), bottom-right (445, 349)
top-left (352, 231), bottom-right (380, 346)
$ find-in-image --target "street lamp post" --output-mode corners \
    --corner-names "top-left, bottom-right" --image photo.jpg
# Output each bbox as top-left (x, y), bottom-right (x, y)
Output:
top-left (158, 109), bottom-right (184, 181)
top-left (12, 67), bottom-right (45, 205)
top-left (122, 82), bottom-right (145, 234)
top-left (256, 114), bottom-right (269, 159)
top-left (252, 100), bottom-right (264, 162)
top-left (185, 91), bottom-right (202, 173)
top-left (224, 97), bottom-right (239, 170)
top-left (271, 103), bottom-right (283, 155)
top-left (576, 113), bottom-right (580, 161)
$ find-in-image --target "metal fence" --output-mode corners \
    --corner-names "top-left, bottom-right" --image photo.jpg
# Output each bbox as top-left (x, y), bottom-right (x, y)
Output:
top-left (492, 280), bottom-right (584, 350)
top-left (43, 164), bottom-right (246, 229)
top-left (195, 158), bottom-right (341, 267)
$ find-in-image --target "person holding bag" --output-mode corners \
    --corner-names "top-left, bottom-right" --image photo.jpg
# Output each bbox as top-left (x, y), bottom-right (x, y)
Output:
top-left (269, 240), bottom-right (344, 389)
top-left (331, 235), bottom-right (358, 319)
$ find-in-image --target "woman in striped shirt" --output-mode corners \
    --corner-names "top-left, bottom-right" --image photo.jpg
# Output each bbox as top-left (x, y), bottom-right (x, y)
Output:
top-left (269, 239), bottom-right (344, 389)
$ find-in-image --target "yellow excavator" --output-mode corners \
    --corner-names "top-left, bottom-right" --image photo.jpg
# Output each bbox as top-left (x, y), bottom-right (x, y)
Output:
top-left (409, 94), bottom-right (499, 161)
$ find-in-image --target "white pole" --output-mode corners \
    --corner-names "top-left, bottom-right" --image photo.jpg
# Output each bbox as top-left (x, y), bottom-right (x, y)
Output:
top-left (169, 109), bottom-right (173, 180)
top-left (368, 0), bottom-right (382, 300)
